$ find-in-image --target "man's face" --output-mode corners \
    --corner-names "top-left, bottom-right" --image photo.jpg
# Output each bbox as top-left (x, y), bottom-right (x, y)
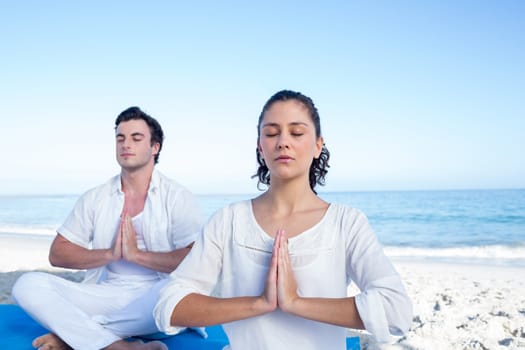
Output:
top-left (115, 119), bottom-right (159, 171)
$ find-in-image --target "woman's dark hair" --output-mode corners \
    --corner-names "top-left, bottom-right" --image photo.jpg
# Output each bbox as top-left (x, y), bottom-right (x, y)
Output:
top-left (252, 90), bottom-right (330, 194)
top-left (115, 107), bottom-right (164, 164)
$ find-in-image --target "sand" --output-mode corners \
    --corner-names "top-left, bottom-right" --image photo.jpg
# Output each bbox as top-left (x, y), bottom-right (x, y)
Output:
top-left (0, 234), bottom-right (85, 304)
top-left (355, 261), bottom-right (525, 350)
top-left (1, 234), bottom-right (524, 349)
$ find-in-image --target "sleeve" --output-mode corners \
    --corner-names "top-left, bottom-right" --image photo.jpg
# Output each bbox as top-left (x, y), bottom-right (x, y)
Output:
top-left (56, 190), bottom-right (94, 248)
top-left (168, 188), bottom-right (205, 249)
top-left (154, 208), bottom-right (226, 334)
top-left (345, 209), bottom-right (413, 342)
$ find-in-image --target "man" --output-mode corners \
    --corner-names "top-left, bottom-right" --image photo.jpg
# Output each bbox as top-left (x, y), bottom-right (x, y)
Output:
top-left (13, 107), bottom-right (203, 350)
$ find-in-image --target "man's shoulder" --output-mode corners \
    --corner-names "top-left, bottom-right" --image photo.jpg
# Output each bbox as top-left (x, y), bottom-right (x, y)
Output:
top-left (79, 175), bottom-right (120, 200)
top-left (153, 170), bottom-right (189, 194)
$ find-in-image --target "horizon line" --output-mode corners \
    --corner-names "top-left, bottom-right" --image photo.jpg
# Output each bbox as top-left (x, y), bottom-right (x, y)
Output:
top-left (0, 187), bottom-right (523, 198)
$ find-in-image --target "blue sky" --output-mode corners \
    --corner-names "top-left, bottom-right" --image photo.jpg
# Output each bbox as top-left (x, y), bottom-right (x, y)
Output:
top-left (1, 1), bottom-right (523, 195)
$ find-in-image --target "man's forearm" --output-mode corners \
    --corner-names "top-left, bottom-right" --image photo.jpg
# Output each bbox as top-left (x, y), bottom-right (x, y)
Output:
top-left (49, 238), bottom-right (116, 270)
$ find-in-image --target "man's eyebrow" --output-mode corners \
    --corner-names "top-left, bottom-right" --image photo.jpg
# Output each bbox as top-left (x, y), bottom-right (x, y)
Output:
top-left (115, 132), bottom-right (146, 138)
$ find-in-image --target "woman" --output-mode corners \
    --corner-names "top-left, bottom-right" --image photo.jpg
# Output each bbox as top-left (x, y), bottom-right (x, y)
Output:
top-left (154, 90), bottom-right (412, 349)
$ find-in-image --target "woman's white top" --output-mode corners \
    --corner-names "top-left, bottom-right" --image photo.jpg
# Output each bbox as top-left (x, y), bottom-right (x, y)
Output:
top-left (154, 201), bottom-right (412, 349)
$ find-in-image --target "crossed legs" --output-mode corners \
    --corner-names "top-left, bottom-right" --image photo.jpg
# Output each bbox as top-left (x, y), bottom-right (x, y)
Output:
top-left (12, 272), bottom-right (169, 350)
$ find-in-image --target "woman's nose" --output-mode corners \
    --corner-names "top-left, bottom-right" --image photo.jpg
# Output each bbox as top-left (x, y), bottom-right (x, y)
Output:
top-left (277, 136), bottom-right (290, 149)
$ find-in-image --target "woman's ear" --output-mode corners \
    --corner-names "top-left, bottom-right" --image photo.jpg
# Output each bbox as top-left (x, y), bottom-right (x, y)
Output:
top-left (257, 140), bottom-right (264, 159)
top-left (314, 136), bottom-right (324, 159)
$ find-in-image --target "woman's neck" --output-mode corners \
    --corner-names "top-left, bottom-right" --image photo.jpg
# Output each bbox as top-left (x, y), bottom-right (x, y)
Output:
top-left (252, 182), bottom-right (328, 238)
top-left (260, 180), bottom-right (320, 214)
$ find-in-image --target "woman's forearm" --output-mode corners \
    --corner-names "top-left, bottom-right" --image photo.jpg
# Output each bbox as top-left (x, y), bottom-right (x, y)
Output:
top-left (282, 296), bottom-right (365, 330)
top-left (171, 293), bottom-right (275, 327)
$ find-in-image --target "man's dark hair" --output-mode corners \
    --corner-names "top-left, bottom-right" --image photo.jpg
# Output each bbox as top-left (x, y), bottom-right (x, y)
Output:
top-left (115, 107), bottom-right (164, 164)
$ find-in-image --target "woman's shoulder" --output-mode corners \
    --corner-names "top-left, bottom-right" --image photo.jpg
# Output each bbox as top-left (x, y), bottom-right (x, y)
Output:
top-left (202, 200), bottom-right (254, 242)
top-left (221, 199), bottom-right (252, 214)
top-left (324, 202), bottom-right (372, 233)
top-left (207, 199), bottom-right (252, 222)
top-left (327, 202), bottom-right (367, 219)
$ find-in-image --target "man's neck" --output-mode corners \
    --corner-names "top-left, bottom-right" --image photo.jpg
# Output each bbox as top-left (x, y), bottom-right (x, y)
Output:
top-left (120, 165), bottom-right (154, 196)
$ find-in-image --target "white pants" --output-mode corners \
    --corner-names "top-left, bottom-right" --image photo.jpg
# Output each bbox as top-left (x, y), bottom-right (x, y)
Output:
top-left (12, 271), bottom-right (169, 350)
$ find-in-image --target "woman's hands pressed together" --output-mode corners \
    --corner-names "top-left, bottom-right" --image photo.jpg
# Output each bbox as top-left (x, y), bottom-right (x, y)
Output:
top-left (261, 229), bottom-right (300, 315)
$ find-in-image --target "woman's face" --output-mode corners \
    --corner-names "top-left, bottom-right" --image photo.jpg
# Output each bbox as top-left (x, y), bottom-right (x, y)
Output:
top-left (258, 99), bottom-right (323, 184)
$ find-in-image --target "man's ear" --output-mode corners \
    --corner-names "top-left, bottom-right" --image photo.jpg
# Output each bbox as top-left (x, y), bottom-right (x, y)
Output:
top-left (152, 142), bottom-right (160, 155)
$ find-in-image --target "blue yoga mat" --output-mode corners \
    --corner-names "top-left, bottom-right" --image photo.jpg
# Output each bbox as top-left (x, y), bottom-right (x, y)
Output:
top-left (0, 304), bottom-right (360, 349)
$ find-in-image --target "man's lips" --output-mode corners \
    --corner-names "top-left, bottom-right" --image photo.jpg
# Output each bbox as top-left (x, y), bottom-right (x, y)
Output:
top-left (120, 153), bottom-right (134, 157)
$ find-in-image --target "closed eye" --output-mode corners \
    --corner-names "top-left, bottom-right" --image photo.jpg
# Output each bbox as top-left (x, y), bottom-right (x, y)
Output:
top-left (131, 132), bottom-right (146, 141)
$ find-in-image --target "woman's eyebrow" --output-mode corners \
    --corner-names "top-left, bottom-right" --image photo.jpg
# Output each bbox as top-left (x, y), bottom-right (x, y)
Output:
top-left (262, 121), bottom-right (308, 128)
top-left (262, 122), bottom-right (280, 128)
top-left (289, 122), bottom-right (308, 127)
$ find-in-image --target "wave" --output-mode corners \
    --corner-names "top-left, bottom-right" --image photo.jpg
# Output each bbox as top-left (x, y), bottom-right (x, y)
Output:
top-left (385, 244), bottom-right (525, 266)
top-left (0, 225), bottom-right (57, 237)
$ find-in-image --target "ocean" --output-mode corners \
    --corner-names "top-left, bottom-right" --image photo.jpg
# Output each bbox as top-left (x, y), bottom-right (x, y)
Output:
top-left (1, 189), bottom-right (524, 267)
